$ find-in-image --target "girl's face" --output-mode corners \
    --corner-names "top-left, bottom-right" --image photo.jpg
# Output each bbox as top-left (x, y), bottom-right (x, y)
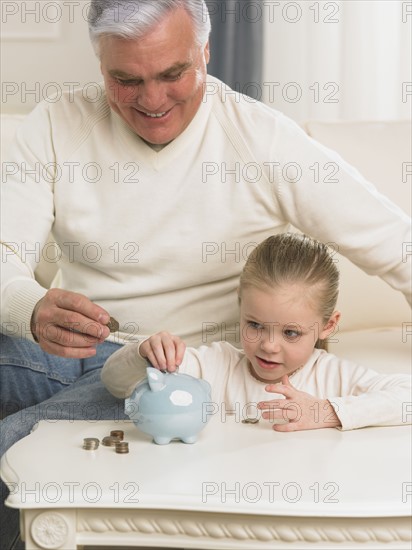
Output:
top-left (240, 284), bottom-right (339, 384)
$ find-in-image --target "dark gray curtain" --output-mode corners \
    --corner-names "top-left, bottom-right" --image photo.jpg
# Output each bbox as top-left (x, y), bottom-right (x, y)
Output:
top-left (206, 0), bottom-right (264, 100)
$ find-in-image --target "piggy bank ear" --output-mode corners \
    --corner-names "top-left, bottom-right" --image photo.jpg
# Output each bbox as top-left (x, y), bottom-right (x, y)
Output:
top-left (124, 397), bottom-right (135, 416)
top-left (146, 367), bottom-right (166, 392)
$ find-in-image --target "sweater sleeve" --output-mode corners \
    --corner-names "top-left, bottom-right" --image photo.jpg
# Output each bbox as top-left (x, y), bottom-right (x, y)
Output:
top-left (213, 85), bottom-right (411, 305)
top-left (101, 340), bottom-right (233, 399)
top-left (101, 341), bottom-right (148, 398)
top-left (302, 352), bottom-right (412, 430)
top-left (1, 101), bottom-right (57, 340)
top-left (331, 371), bottom-right (411, 431)
top-left (268, 114), bottom-right (411, 306)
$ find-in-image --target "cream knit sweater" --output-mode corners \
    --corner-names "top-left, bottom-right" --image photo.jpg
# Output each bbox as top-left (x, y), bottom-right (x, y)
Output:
top-left (1, 77), bottom-right (410, 346)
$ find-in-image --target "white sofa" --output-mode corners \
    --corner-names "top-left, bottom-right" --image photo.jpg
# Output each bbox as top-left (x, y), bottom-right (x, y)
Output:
top-left (1, 114), bottom-right (411, 373)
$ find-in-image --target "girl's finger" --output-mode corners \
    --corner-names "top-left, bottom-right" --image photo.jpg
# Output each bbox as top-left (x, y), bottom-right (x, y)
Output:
top-left (265, 384), bottom-right (295, 398)
top-left (261, 409), bottom-right (285, 421)
top-left (162, 338), bottom-right (178, 369)
top-left (175, 338), bottom-right (186, 365)
top-left (257, 399), bottom-right (283, 409)
top-left (272, 422), bottom-right (299, 432)
top-left (145, 349), bottom-right (163, 369)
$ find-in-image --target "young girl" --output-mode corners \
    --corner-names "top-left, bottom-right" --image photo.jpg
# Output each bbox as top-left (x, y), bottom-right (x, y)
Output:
top-left (101, 233), bottom-right (411, 431)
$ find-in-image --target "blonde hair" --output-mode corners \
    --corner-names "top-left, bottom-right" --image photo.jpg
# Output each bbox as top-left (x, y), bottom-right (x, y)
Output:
top-left (239, 233), bottom-right (340, 349)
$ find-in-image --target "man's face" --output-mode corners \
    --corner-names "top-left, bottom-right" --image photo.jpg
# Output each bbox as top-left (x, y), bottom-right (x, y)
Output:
top-left (99, 7), bottom-right (210, 145)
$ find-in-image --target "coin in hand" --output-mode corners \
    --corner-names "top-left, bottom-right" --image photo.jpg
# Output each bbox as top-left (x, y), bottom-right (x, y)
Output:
top-left (106, 317), bottom-right (119, 333)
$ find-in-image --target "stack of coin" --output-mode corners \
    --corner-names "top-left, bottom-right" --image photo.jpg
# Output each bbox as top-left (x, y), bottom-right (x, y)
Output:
top-left (242, 418), bottom-right (259, 424)
top-left (101, 435), bottom-right (120, 447)
top-left (110, 430), bottom-right (124, 440)
top-left (83, 430), bottom-right (129, 453)
top-left (115, 441), bottom-right (129, 454)
top-left (83, 437), bottom-right (100, 450)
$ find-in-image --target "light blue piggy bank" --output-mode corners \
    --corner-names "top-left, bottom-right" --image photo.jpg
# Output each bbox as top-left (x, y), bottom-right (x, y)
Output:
top-left (125, 367), bottom-right (212, 445)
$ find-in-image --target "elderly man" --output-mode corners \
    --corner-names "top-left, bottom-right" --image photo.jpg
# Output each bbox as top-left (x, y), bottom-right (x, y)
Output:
top-left (0, 0), bottom-right (410, 547)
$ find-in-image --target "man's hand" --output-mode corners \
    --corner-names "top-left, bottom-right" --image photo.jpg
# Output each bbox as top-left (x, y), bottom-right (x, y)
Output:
top-left (140, 331), bottom-right (186, 372)
top-left (257, 375), bottom-right (341, 431)
top-left (30, 288), bottom-right (111, 358)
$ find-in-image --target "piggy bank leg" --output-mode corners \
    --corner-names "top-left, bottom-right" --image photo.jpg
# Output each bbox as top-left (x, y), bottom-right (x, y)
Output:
top-left (153, 436), bottom-right (172, 445)
top-left (181, 435), bottom-right (197, 444)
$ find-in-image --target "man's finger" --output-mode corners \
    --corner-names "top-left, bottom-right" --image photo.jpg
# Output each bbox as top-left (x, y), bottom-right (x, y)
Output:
top-left (54, 290), bottom-right (110, 323)
top-left (38, 324), bottom-right (103, 348)
top-left (58, 316), bottom-right (110, 339)
top-left (40, 340), bottom-right (98, 359)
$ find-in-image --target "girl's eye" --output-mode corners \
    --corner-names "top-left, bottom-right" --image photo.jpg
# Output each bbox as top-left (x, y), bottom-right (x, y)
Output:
top-left (283, 329), bottom-right (301, 341)
top-left (247, 321), bottom-right (263, 330)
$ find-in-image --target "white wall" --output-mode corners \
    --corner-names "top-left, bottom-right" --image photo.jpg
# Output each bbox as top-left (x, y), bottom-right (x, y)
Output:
top-left (262, 0), bottom-right (412, 123)
top-left (1, 0), bottom-right (411, 122)
top-left (1, 0), bottom-right (101, 114)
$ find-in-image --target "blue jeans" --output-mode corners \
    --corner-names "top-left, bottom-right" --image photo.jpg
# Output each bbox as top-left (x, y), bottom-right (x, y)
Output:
top-left (0, 335), bottom-right (124, 550)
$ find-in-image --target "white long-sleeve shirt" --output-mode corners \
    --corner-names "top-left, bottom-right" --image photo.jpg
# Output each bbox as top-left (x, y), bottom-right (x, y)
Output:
top-left (1, 76), bottom-right (410, 346)
top-left (101, 341), bottom-right (411, 431)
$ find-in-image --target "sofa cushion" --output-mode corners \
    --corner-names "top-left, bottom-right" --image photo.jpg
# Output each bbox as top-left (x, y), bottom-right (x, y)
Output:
top-left (328, 328), bottom-right (411, 374)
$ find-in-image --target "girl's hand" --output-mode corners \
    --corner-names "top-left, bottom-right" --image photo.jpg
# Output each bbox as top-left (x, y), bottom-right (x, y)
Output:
top-left (139, 331), bottom-right (186, 372)
top-left (257, 375), bottom-right (341, 431)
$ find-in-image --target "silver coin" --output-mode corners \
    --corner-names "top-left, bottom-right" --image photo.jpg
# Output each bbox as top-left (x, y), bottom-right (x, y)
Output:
top-left (242, 418), bottom-right (259, 424)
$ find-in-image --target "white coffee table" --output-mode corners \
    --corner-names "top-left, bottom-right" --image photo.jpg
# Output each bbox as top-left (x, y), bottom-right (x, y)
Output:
top-left (1, 415), bottom-right (411, 549)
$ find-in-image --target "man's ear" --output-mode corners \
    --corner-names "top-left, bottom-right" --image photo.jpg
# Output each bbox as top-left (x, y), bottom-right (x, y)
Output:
top-left (204, 41), bottom-right (210, 64)
top-left (320, 310), bottom-right (341, 340)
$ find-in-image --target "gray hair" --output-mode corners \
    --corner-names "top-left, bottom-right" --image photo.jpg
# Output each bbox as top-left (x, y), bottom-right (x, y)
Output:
top-left (88, 0), bottom-right (211, 56)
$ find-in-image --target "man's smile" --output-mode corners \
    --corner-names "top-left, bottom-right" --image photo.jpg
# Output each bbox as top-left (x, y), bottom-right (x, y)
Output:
top-left (134, 107), bottom-right (172, 119)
